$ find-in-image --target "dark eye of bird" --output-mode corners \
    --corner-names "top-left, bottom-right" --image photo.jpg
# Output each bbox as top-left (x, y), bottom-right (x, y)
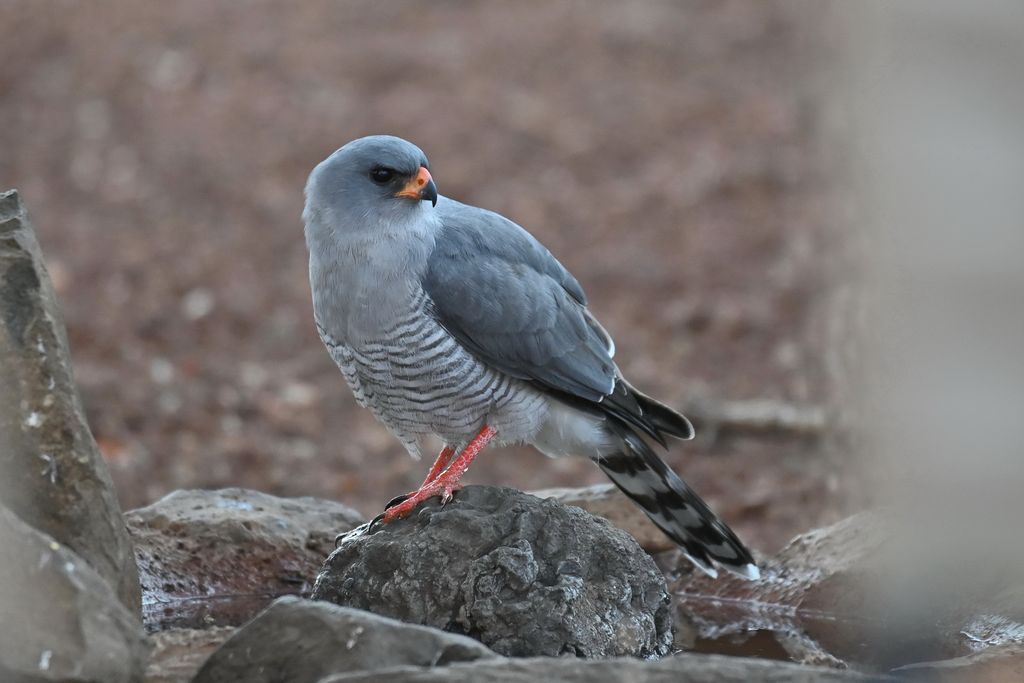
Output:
top-left (369, 167), bottom-right (394, 184)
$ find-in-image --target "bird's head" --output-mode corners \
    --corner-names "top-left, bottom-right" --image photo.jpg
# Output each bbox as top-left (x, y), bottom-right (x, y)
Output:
top-left (304, 135), bottom-right (438, 240)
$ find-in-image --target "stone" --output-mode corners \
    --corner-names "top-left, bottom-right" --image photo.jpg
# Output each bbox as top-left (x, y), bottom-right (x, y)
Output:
top-left (315, 653), bottom-right (892, 683)
top-left (0, 503), bottom-right (148, 683)
top-left (892, 644), bottom-right (1024, 682)
top-left (672, 511), bottom-right (1024, 671)
top-left (192, 597), bottom-right (497, 683)
top-left (531, 483), bottom-right (674, 552)
top-left (312, 485), bottom-right (672, 658)
top-left (143, 628), bottom-right (236, 683)
top-left (0, 189), bottom-right (141, 613)
top-left (126, 488), bottom-right (363, 630)
top-left (671, 512), bottom-right (886, 668)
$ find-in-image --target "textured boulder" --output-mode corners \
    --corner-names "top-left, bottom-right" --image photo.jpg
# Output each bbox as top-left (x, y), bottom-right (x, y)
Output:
top-left (531, 483), bottom-right (674, 552)
top-left (193, 597), bottom-right (497, 683)
top-left (127, 488), bottom-right (363, 630)
top-left (0, 504), bottom-right (148, 683)
top-left (312, 485), bottom-right (672, 658)
top-left (0, 189), bottom-right (141, 613)
top-left (315, 653), bottom-right (891, 683)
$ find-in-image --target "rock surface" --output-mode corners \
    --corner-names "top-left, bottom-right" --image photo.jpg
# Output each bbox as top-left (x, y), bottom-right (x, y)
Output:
top-left (143, 628), bottom-right (235, 683)
top-left (892, 644), bottom-right (1024, 682)
top-left (671, 512), bottom-right (886, 668)
top-left (315, 653), bottom-right (891, 683)
top-left (0, 189), bottom-right (141, 613)
top-left (193, 597), bottom-right (497, 683)
top-left (127, 487), bottom-right (363, 630)
top-left (0, 503), bottom-right (148, 683)
top-left (672, 511), bottom-right (1024, 670)
top-left (531, 483), bottom-right (674, 553)
top-left (312, 485), bottom-right (672, 658)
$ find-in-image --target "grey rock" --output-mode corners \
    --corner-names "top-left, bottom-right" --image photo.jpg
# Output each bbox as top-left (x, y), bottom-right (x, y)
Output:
top-left (892, 644), bottom-right (1024, 682)
top-left (312, 485), bottom-right (672, 658)
top-left (671, 512), bottom-right (887, 668)
top-left (0, 503), bottom-right (148, 683)
top-left (673, 511), bottom-right (1024, 670)
top-left (316, 653), bottom-right (892, 683)
top-left (192, 596), bottom-right (497, 683)
top-left (0, 189), bottom-right (141, 614)
top-left (530, 483), bottom-right (675, 552)
top-left (126, 488), bottom-right (363, 630)
top-left (143, 627), bottom-right (236, 683)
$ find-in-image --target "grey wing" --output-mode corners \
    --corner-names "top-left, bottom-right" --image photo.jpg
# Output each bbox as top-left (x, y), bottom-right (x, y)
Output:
top-left (423, 201), bottom-right (685, 445)
top-left (423, 203), bottom-right (616, 403)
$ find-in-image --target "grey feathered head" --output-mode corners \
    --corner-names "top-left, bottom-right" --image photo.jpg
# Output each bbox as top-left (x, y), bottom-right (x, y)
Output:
top-left (304, 135), bottom-right (438, 239)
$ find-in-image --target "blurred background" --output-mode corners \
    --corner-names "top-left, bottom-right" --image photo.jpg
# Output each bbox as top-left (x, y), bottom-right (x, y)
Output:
top-left (0, 1), bottom-right (841, 553)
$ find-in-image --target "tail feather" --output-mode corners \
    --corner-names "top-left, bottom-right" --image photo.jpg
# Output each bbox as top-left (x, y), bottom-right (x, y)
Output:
top-left (599, 420), bottom-right (758, 580)
top-left (629, 385), bottom-right (695, 441)
top-left (599, 380), bottom-right (695, 447)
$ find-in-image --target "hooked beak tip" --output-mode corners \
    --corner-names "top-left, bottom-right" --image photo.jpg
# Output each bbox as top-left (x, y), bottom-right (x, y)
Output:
top-left (396, 166), bottom-right (438, 207)
top-left (423, 177), bottom-right (438, 207)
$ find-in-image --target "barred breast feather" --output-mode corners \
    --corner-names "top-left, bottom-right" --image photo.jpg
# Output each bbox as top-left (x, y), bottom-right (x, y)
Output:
top-left (316, 286), bottom-right (546, 456)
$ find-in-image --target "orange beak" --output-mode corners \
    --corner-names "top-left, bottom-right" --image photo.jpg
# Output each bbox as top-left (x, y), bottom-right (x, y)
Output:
top-left (394, 166), bottom-right (438, 206)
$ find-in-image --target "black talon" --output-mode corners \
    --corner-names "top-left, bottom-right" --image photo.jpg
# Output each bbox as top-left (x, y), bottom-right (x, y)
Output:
top-left (367, 512), bottom-right (387, 534)
top-left (385, 493), bottom-right (410, 509)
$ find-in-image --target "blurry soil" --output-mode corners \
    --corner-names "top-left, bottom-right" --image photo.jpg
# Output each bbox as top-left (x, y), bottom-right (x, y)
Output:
top-left (0, 1), bottom-right (843, 552)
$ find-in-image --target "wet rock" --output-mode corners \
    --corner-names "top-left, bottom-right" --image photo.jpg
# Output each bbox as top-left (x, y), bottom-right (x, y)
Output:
top-left (315, 653), bottom-right (891, 683)
top-left (193, 596), bottom-right (497, 683)
top-left (0, 189), bottom-right (141, 613)
top-left (143, 627), bottom-right (235, 683)
top-left (530, 483), bottom-right (674, 553)
top-left (0, 503), bottom-right (148, 683)
top-left (672, 511), bottom-right (1024, 671)
top-left (127, 488), bottom-right (363, 630)
top-left (672, 512), bottom-right (885, 668)
top-left (312, 485), bottom-right (672, 658)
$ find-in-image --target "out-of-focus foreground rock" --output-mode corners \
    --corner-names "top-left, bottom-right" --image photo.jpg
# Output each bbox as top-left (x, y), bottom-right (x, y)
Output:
top-left (0, 504), bottom-right (148, 683)
top-left (315, 654), bottom-right (890, 683)
top-left (0, 189), bottom-right (141, 613)
top-left (127, 487), bottom-right (363, 631)
top-left (192, 597), bottom-right (498, 683)
top-left (313, 485), bottom-right (673, 658)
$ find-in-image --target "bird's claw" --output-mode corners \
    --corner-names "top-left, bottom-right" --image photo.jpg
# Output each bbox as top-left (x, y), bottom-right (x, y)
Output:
top-left (366, 512), bottom-right (387, 535)
top-left (373, 483), bottom-right (462, 527)
top-left (384, 492), bottom-right (411, 509)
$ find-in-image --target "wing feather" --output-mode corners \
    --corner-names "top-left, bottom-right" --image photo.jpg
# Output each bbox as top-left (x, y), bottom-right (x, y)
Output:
top-left (423, 199), bottom-right (691, 446)
top-left (423, 201), bottom-right (614, 403)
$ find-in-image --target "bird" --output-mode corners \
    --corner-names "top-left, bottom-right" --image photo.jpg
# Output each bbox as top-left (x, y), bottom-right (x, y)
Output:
top-left (303, 135), bottom-right (759, 580)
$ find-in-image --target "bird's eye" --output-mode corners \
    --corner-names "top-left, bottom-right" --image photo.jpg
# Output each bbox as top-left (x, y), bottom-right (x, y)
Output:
top-left (369, 167), bottom-right (394, 184)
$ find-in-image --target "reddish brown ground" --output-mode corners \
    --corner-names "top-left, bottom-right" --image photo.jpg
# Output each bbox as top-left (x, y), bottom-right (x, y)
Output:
top-left (0, 1), bottom-right (845, 553)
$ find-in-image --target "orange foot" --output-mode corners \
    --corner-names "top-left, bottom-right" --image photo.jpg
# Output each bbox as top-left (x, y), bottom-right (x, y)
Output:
top-left (380, 478), bottom-right (463, 523)
top-left (373, 424), bottom-right (497, 528)
top-left (383, 445), bottom-right (457, 509)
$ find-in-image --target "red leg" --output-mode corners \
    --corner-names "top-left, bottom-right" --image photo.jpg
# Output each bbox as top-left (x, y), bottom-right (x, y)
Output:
top-left (383, 446), bottom-right (456, 509)
top-left (381, 425), bottom-right (497, 523)
top-left (420, 446), bottom-right (456, 487)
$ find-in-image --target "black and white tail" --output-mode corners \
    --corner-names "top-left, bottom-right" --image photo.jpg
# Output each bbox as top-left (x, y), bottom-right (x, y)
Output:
top-left (600, 417), bottom-right (759, 580)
